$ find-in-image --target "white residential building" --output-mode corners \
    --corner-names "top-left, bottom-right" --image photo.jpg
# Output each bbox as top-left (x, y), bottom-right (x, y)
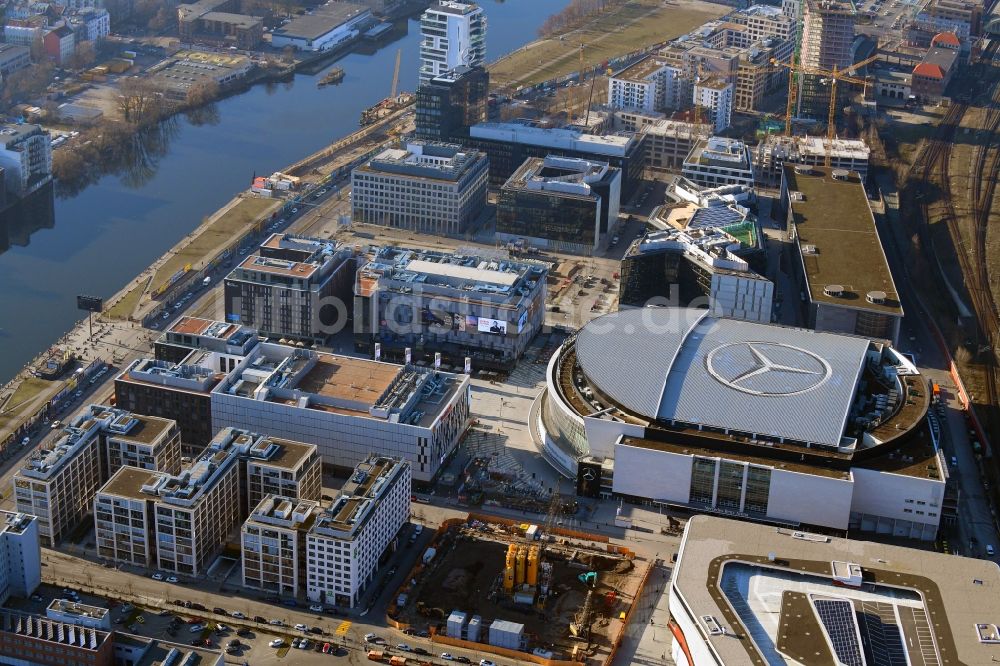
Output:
top-left (692, 77), bottom-right (733, 133)
top-left (607, 56), bottom-right (683, 113)
top-left (0, 124), bottom-right (52, 198)
top-left (419, 0), bottom-right (486, 86)
top-left (0, 512), bottom-right (41, 605)
top-left (306, 456), bottom-right (411, 608)
top-left (242, 496), bottom-right (318, 596)
top-left (682, 137), bottom-right (755, 188)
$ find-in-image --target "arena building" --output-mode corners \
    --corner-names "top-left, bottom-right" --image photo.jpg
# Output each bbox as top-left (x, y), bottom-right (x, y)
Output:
top-left (536, 307), bottom-right (945, 540)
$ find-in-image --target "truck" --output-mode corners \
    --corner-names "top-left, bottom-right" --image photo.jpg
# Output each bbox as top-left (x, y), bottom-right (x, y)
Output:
top-left (367, 650), bottom-right (385, 661)
top-left (389, 657), bottom-right (409, 666)
top-left (422, 547), bottom-right (437, 565)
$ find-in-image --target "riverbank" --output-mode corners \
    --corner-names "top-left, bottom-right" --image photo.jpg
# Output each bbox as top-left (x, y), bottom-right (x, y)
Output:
top-left (487, 0), bottom-right (727, 90)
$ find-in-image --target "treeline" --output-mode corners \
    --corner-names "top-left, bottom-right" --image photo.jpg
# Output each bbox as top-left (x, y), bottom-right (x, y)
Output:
top-left (52, 78), bottom-right (222, 195)
top-left (538, 0), bottom-right (630, 38)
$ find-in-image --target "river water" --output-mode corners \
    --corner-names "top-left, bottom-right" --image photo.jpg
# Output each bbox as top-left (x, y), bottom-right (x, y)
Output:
top-left (0, 0), bottom-right (571, 383)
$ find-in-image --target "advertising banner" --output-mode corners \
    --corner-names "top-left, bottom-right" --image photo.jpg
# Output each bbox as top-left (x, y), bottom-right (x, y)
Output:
top-left (477, 317), bottom-right (507, 335)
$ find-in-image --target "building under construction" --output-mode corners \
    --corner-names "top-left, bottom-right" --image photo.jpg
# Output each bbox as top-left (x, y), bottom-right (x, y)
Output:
top-left (394, 516), bottom-right (645, 664)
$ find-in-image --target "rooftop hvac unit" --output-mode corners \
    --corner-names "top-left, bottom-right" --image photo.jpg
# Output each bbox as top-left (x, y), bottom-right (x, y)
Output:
top-left (866, 290), bottom-right (887, 304)
top-left (831, 168), bottom-right (850, 180)
top-left (793, 165), bottom-right (813, 175)
top-left (789, 191), bottom-right (805, 202)
top-left (802, 244), bottom-right (817, 255)
top-left (823, 284), bottom-right (844, 297)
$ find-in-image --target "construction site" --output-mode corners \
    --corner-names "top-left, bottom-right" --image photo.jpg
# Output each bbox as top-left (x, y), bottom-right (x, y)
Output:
top-left (390, 514), bottom-right (646, 665)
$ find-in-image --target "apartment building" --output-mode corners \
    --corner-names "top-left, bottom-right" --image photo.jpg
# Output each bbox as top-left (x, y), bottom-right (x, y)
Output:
top-left (14, 410), bottom-right (111, 547)
top-left (496, 155), bottom-right (621, 255)
top-left (0, 44), bottom-right (31, 78)
top-left (607, 56), bottom-right (682, 113)
top-left (419, 0), bottom-right (486, 85)
top-left (235, 430), bottom-right (322, 514)
top-left (800, 0), bottom-right (855, 116)
top-left (350, 141), bottom-right (489, 235)
top-left (692, 77), bottom-right (733, 132)
top-left (353, 246), bottom-right (548, 370)
top-left (94, 435), bottom-right (242, 575)
top-left (0, 124), bottom-right (52, 199)
top-left (103, 412), bottom-right (182, 477)
top-left (739, 3), bottom-right (796, 42)
top-left (241, 496), bottom-right (318, 596)
top-left (639, 119), bottom-right (712, 173)
top-left (0, 512), bottom-right (40, 606)
top-left (223, 234), bottom-right (357, 344)
top-left (306, 456), bottom-right (410, 608)
top-left (682, 137), bottom-right (754, 188)
top-left (754, 135), bottom-right (870, 186)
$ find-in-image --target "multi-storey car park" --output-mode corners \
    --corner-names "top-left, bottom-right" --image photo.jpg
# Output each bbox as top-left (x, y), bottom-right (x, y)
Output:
top-left (94, 427), bottom-right (320, 571)
top-left (241, 496), bottom-right (319, 596)
top-left (13, 406), bottom-right (180, 547)
top-left (306, 456), bottom-right (411, 608)
top-left (353, 246), bottom-right (547, 371)
top-left (670, 515), bottom-right (1000, 666)
top-left (538, 307), bottom-right (946, 541)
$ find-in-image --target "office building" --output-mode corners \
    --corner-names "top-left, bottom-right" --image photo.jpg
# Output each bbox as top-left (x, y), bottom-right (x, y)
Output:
top-left (0, 608), bottom-right (113, 666)
top-left (46, 600), bottom-right (111, 630)
top-left (242, 495), bottom-right (318, 596)
top-left (419, 0), bottom-right (486, 86)
top-left (306, 456), bottom-right (410, 607)
top-left (733, 40), bottom-right (790, 112)
top-left (94, 433), bottom-right (242, 575)
top-left (0, 512), bottom-right (40, 605)
top-left (353, 246), bottom-right (547, 370)
top-left (224, 233), bottom-right (357, 343)
top-left (540, 307), bottom-right (944, 541)
top-left (639, 119), bottom-right (712, 173)
top-left (619, 224), bottom-right (772, 322)
top-left (692, 77), bottom-right (733, 133)
top-left (350, 141), bottom-right (488, 235)
top-left (467, 121), bottom-right (646, 197)
top-left (210, 343), bottom-right (471, 483)
top-left (115, 357), bottom-right (222, 452)
top-left (781, 165), bottom-right (902, 343)
top-left (754, 135), bottom-right (870, 186)
top-left (0, 43), bottom-right (31, 78)
top-left (0, 124), bottom-right (52, 198)
top-left (738, 3), bottom-right (796, 42)
top-left (154, 316), bottom-right (260, 364)
top-left (607, 57), bottom-right (682, 112)
top-left (176, 0), bottom-right (264, 49)
top-left (496, 155), bottom-right (621, 255)
top-left (799, 0), bottom-right (855, 116)
top-left (414, 65), bottom-right (489, 142)
top-left (913, 0), bottom-right (980, 43)
top-left (270, 2), bottom-right (371, 52)
top-left (13, 406), bottom-right (175, 547)
top-left (682, 137), bottom-right (754, 188)
top-left (670, 515), bottom-right (1000, 666)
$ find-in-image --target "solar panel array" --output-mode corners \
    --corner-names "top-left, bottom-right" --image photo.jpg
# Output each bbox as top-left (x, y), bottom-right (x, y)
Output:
top-left (814, 598), bottom-right (865, 666)
top-left (858, 602), bottom-right (908, 666)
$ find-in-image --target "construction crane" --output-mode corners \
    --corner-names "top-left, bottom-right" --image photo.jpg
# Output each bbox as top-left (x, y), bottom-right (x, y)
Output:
top-left (773, 53), bottom-right (878, 164)
top-left (390, 48), bottom-right (402, 99)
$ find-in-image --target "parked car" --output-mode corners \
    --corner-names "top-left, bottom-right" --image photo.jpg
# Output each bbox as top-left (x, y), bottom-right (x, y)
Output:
top-left (294, 623), bottom-right (308, 632)
top-left (269, 639), bottom-right (285, 648)
top-left (166, 576), bottom-right (179, 584)
top-left (189, 624), bottom-right (205, 633)
top-left (309, 604), bottom-right (324, 612)
top-left (441, 653), bottom-right (455, 661)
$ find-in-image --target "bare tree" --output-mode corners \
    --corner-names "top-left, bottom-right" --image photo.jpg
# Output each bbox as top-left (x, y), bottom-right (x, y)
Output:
top-left (117, 77), bottom-right (163, 125)
top-left (185, 80), bottom-right (220, 107)
top-left (66, 41), bottom-right (97, 70)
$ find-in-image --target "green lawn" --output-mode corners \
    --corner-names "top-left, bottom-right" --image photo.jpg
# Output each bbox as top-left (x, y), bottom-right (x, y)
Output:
top-left (3, 377), bottom-right (54, 413)
top-left (489, 0), bottom-right (726, 89)
top-left (106, 276), bottom-right (150, 321)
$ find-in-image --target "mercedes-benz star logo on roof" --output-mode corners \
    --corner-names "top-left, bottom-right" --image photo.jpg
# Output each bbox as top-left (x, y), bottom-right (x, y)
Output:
top-left (705, 342), bottom-right (832, 397)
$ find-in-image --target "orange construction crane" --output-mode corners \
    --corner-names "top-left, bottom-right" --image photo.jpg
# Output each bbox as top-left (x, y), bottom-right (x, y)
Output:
top-left (773, 53), bottom-right (878, 162)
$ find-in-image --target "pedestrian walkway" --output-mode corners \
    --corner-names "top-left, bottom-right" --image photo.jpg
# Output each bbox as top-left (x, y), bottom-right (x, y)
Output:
top-left (612, 562), bottom-right (675, 666)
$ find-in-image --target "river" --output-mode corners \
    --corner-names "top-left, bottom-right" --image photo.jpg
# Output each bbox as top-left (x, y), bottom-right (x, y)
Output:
top-left (0, 0), bottom-right (572, 383)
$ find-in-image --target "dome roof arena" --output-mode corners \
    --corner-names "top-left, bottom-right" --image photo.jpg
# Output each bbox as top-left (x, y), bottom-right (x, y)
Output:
top-left (573, 308), bottom-right (870, 447)
top-left (545, 307), bottom-right (932, 460)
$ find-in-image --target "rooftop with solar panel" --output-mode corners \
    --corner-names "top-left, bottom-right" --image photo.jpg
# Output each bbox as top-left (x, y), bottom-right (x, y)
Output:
top-left (670, 515), bottom-right (1000, 666)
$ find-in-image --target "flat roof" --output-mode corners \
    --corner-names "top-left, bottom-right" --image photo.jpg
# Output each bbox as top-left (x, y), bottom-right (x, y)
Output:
top-left (673, 515), bottom-right (1000, 666)
top-left (293, 354), bottom-right (399, 408)
top-left (98, 466), bottom-right (163, 501)
top-left (273, 2), bottom-right (368, 40)
top-left (251, 437), bottom-right (315, 470)
top-left (239, 254), bottom-right (318, 279)
top-left (612, 56), bottom-right (665, 83)
top-left (111, 415), bottom-right (173, 445)
top-left (784, 165), bottom-right (902, 316)
top-left (405, 258), bottom-right (519, 286)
